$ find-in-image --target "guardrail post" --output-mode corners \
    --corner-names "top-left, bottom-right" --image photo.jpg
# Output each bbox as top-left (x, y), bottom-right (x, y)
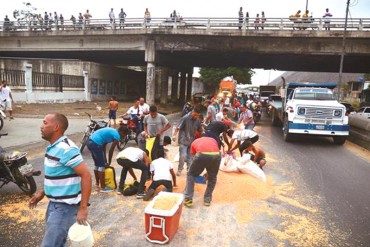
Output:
top-left (174, 17), bottom-right (177, 29)
top-left (359, 19), bottom-right (363, 31)
top-left (319, 18), bottom-right (323, 30)
top-left (207, 18), bottom-right (210, 30)
top-left (279, 18), bottom-right (283, 30)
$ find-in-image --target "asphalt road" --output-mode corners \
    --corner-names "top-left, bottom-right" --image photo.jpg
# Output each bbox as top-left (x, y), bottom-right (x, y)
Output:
top-left (0, 114), bottom-right (369, 246)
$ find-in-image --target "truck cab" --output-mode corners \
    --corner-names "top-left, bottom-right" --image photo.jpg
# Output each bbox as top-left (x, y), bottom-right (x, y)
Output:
top-left (282, 82), bottom-right (349, 144)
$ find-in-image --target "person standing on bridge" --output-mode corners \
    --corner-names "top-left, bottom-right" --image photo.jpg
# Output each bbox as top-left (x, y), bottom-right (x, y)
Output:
top-left (83, 9), bottom-right (92, 26)
top-left (144, 8), bottom-right (151, 27)
top-left (323, 8), bottom-right (333, 31)
top-left (29, 113), bottom-right (92, 247)
top-left (119, 8), bottom-right (127, 29)
top-left (238, 7), bottom-right (243, 30)
top-left (261, 11), bottom-right (266, 30)
top-left (109, 8), bottom-right (115, 24)
top-left (254, 13), bottom-right (260, 30)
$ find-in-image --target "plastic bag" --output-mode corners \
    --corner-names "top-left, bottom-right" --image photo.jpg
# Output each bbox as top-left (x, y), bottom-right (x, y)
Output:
top-left (237, 155), bottom-right (266, 182)
top-left (219, 154), bottom-right (238, 173)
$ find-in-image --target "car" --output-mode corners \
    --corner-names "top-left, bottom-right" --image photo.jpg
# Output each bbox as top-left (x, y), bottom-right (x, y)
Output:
top-left (340, 102), bottom-right (355, 115)
top-left (353, 106), bottom-right (370, 119)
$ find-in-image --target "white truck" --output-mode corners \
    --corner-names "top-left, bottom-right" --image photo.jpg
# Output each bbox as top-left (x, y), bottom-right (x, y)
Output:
top-left (269, 82), bottom-right (349, 145)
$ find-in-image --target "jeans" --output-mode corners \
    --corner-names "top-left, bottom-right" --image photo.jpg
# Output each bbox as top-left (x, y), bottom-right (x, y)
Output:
top-left (41, 201), bottom-right (79, 247)
top-left (117, 158), bottom-right (148, 193)
top-left (87, 139), bottom-right (105, 169)
top-left (184, 153), bottom-right (221, 203)
top-left (178, 144), bottom-right (191, 172)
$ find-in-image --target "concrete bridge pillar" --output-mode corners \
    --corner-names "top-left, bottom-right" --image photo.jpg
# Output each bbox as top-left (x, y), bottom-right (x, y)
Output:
top-left (171, 70), bottom-right (179, 102)
top-left (179, 70), bottom-right (187, 103)
top-left (24, 63), bottom-right (34, 103)
top-left (160, 67), bottom-right (169, 104)
top-left (83, 70), bottom-right (91, 101)
top-left (155, 68), bottom-right (162, 102)
top-left (186, 68), bottom-right (193, 101)
top-left (145, 40), bottom-right (156, 105)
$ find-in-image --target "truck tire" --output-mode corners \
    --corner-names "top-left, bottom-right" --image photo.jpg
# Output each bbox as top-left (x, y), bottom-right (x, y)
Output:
top-left (271, 110), bottom-right (279, 126)
top-left (283, 118), bottom-right (293, 142)
top-left (333, 136), bottom-right (346, 145)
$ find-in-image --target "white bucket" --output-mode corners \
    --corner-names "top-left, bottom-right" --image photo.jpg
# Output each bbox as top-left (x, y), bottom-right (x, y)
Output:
top-left (68, 222), bottom-right (94, 247)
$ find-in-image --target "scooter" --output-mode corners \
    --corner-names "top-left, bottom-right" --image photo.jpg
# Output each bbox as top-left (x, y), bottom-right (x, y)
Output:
top-left (80, 112), bottom-right (110, 152)
top-left (0, 133), bottom-right (41, 195)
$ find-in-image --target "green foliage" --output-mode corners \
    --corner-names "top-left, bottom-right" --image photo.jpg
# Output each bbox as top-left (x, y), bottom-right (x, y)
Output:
top-left (199, 67), bottom-right (254, 87)
top-left (365, 73), bottom-right (370, 81)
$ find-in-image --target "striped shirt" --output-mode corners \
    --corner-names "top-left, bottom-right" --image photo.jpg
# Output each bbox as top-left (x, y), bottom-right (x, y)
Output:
top-left (44, 136), bottom-right (83, 205)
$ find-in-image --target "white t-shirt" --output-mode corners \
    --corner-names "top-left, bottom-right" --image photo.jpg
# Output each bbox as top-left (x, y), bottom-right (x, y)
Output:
top-left (225, 97), bottom-right (230, 106)
top-left (116, 147), bottom-right (143, 162)
top-left (150, 157), bottom-right (173, 181)
top-left (0, 86), bottom-right (11, 102)
top-left (215, 111), bottom-right (225, 121)
top-left (126, 106), bottom-right (142, 116)
top-left (232, 129), bottom-right (257, 141)
top-left (140, 103), bottom-right (150, 114)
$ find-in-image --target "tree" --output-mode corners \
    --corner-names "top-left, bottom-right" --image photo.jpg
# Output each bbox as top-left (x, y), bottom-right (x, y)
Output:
top-left (199, 67), bottom-right (254, 87)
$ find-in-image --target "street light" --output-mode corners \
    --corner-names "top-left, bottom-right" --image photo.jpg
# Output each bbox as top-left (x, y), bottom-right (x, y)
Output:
top-left (305, 0), bottom-right (308, 13)
top-left (338, 0), bottom-right (351, 100)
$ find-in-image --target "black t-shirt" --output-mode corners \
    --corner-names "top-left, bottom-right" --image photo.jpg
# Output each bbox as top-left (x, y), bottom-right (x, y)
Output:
top-left (205, 121), bottom-right (227, 136)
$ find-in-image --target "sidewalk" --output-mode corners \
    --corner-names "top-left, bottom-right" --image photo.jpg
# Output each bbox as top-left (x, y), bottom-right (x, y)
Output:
top-left (12, 101), bottom-right (183, 118)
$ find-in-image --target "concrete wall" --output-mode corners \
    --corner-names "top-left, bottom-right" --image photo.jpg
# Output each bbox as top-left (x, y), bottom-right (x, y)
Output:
top-left (0, 58), bottom-right (146, 103)
top-left (348, 115), bottom-right (370, 150)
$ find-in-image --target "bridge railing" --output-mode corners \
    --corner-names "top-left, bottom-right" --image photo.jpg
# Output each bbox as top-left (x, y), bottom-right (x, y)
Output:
top-left (1, 17), bottom-right (370, 32)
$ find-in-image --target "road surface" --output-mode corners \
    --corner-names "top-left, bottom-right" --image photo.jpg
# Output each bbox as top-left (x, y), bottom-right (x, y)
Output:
top-left (0, 114), bottom-right (369, 246)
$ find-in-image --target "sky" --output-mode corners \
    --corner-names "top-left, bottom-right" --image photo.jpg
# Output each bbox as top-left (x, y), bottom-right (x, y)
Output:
top-left (1, 0), bottom-right (369, 85)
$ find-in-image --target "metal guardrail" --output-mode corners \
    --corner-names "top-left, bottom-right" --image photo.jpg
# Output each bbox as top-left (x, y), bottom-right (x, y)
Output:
top-left (1, 17), bottom-right (370, 32)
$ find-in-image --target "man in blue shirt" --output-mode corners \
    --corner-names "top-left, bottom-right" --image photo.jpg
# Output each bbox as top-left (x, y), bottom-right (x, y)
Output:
top-left (87, 126), bottom-right (132, 192)
top-left (29, 113), bottom-right (91, 247)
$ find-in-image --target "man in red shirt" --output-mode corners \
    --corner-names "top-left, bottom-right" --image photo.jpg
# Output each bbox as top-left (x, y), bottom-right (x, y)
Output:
top-left (184, 136), bottom-right (221, 207)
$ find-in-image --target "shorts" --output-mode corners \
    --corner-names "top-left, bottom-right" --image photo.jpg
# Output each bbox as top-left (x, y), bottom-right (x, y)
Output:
top-left (109, 110), bottom-right (116, 120)
top-left (87, 139), bottom-right (106, 168)
top-left (1, 99), bottom-right (12, 111)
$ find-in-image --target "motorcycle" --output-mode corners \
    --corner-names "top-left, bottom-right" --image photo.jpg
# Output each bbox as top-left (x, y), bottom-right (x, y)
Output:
top-left (250, 102), bottom-right (262, 124)
top-left (80, 112), bottom-right (110, 152)
top-left (117, 116), bottom-right (139, 151)
top-left (0, 102), bottom-right (6, 131)
top-left (0, 133), bottom-right (41, 195)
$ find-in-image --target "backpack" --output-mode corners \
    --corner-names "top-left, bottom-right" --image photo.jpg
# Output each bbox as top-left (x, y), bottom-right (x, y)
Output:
top-left (123, 181), bottom-right (140, 196)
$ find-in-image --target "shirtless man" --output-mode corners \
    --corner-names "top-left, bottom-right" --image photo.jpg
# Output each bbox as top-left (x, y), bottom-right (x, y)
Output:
top-left (108, 96), bottom-right (119, 127)
top-left (243, 141), bottom-right (266, 169)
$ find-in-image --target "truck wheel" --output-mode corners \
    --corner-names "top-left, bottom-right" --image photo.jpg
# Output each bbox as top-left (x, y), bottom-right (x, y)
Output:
top-left (283, 119), bottom-right (293, 142)
top-left (271, 110), bottom-right (279, 126)
top-left (333, 136), bottom-right (346, 145)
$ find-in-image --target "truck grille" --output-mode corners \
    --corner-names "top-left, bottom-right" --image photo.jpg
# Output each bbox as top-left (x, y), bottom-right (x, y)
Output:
top-left (298, 107), bottom-right (342, 119)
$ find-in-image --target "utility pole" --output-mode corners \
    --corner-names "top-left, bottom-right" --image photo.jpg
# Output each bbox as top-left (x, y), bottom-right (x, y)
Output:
top-left (305, 0), bottom-right (309, 13)
top-left (338, 0), bottom-right (351, 100)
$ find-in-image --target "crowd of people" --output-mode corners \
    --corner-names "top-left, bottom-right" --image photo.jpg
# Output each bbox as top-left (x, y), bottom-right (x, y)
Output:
top-left (27, 92), bottom-right (268, 246)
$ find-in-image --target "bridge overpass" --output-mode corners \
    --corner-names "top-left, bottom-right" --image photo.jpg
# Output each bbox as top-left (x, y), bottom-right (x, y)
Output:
top-left (1, 17), bottom-right (370, 103)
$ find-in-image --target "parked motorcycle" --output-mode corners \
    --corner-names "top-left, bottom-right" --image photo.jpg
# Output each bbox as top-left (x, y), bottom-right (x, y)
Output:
top-left (117, 116), bottom-right (139, 151)
top-left (80, 112), bottom-right (110, 152)
top-left (0, 103), bottom-right (6, 131)
top-left (0, 133), bottom-right (41, 195)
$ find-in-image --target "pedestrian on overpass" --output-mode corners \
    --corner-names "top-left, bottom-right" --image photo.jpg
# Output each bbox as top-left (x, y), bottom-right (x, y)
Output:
top-left (238, 7), bottom-right (243, 30)
top-left (109, 8), bottom-right (115, 24)
top-left (29, 113), bottom-right (92, 247)
top-left (323, 8), bottom-right (333, 31)
top-left (119, 8), bottom-right (127, 29)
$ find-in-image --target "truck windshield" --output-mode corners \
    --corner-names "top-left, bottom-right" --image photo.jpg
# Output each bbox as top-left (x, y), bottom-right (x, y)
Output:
top-left (293, 88), bottom-right (335, 100)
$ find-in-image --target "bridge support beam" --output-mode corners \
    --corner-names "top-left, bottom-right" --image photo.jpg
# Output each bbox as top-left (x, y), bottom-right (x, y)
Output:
top-left (145, 40), bottom-right (156, 105)
top-left (171, 70), bottom-right (179, 102)
top-left (179, 70), bottom-right (187, 103)
top-left (186, 68), bottom-right (193, 101)
top-left (160, 67), bottom-right (169, 104)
